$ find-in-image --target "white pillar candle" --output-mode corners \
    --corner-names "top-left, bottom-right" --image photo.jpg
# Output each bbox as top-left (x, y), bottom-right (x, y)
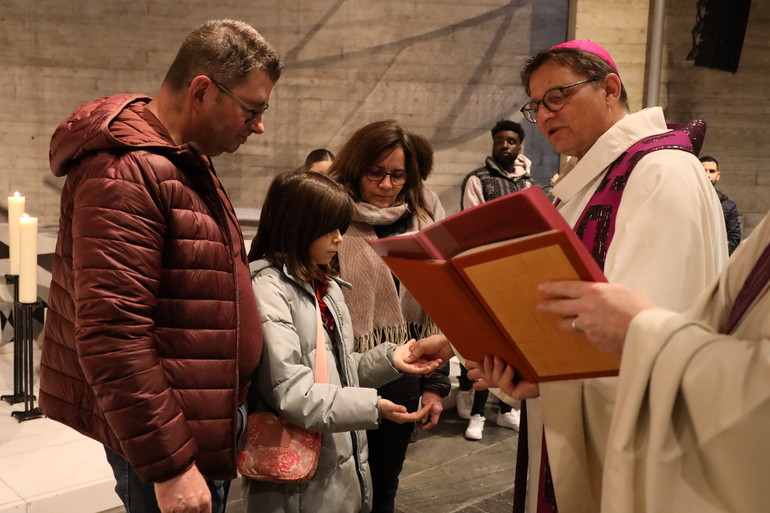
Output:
top-left (8, 192), bottom-right (25, 275)
top-left (18, 213), bottom-right (38, 303)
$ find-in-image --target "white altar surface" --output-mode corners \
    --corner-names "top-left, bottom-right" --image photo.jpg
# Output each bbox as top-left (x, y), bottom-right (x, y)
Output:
top-left (0, 345), bottom-right (122, 513)
top-left (0, 223), bottom-right (121, 512)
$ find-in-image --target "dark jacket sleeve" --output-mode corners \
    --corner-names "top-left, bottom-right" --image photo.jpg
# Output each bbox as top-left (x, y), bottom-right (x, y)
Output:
top-left (421, 360), bottom-right (451, 397)
top-left (722, 197), bottom-right (742, 255)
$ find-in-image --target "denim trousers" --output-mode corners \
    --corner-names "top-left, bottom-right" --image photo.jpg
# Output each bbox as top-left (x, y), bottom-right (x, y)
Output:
top-left (104, 401), bottom-right (247, 513)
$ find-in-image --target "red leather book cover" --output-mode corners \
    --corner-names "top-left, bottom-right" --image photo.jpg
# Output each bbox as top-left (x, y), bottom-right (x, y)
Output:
top-left (381, 255), bottom-right (535, 379)
top-left (370, 187), bottom-right (618, 382)
top-left (450, 231), bottom-right (618, 382)
top-left (368, 187), bottom-right (570, 260)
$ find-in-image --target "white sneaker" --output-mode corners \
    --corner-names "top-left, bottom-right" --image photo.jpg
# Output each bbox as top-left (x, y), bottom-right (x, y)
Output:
top-left (456, 389), bottom-right (473, 419)
top-left (465, 414), bottom-right (485, 440)
top-left (496, 409), bottom-right (521, 431)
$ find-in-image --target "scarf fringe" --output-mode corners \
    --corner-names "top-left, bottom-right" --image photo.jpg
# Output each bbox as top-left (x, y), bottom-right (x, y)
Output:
top-left (354, 320), bottom-right (440, 353)
top-left (418, 319), bottom-right (440, 339)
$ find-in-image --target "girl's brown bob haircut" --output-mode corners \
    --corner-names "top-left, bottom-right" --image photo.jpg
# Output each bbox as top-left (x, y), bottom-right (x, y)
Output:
top-left (248, 170), bottom-right (353, 282)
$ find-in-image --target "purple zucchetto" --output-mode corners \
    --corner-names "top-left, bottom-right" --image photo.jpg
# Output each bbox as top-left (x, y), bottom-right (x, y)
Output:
top-left (550, 40), bottom-right (620, 76)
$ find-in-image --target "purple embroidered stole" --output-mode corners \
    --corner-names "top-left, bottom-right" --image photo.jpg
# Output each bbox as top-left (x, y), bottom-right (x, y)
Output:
top-left (574, 126), bottom-right (698, 269)
top-left (724, 241), bottom-right (770, 334)
top-left (528, 120), bottom-right (706, 513)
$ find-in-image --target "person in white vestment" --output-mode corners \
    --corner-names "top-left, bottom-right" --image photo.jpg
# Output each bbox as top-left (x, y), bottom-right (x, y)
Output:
top-left (520, 204), bottom-right (770, 513)
top-left (409, 39), bottom-right (728, 513)
top-left (509, 39), bottom-right (730, 513)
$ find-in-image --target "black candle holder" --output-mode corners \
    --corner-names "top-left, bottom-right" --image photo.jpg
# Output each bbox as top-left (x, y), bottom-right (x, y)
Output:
top-left (1, 274), bottom-right (44, 421)
top-left (1, 275), bottom-right (25, 405)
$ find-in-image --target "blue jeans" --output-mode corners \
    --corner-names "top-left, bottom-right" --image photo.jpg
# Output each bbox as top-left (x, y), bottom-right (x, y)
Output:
top-left (105, 402), bottom-right (248, 513)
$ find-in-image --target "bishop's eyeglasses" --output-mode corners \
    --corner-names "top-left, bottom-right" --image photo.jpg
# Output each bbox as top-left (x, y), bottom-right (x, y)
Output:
top-left (520, 77), bottom-right (600, 123)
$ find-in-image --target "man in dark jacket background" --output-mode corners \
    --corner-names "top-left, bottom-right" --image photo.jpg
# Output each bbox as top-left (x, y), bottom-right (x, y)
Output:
top-left (39, 19), bottom-right (283, 513)
top-left (701, 155), bottom-right (742, 254)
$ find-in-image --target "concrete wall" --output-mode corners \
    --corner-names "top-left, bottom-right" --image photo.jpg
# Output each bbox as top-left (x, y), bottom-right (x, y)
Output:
top-left (572, 0), bottom-right (770, 234)
top-left (2, 0), bottom-right (768, 233)
top-left (662, 0), bottom-right (770, 232)
top-left (0, 0), bottom-right (567, 226)
top-left (571, 0), bottom-right (651, 113)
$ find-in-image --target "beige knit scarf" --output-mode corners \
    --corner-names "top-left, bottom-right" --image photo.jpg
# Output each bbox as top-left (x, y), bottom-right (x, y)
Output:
top-left (338, 201), bottom-right (438, 353)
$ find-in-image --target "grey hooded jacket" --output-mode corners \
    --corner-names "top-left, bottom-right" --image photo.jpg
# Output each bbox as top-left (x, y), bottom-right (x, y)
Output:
top-left (243, 259), bottom-right (403, 513)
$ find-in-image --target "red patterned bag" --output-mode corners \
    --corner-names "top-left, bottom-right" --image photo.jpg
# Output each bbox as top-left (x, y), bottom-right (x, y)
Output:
top-left (237, 304), bottom-right (328, 482)
top-left (237, 412), bottom-right (322, 482)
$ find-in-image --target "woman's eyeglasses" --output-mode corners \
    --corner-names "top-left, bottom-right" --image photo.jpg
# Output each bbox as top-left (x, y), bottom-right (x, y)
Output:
top-left (365, 166), bottom-right (407, 186)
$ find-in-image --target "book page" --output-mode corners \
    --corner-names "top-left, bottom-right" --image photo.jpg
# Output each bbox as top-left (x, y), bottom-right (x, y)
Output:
top-left (453, 230), bottom-right (558, 259)
top-left (460, 243), bottom-right (618, 380)
top-left (382, 255), bottom-right (529, 374)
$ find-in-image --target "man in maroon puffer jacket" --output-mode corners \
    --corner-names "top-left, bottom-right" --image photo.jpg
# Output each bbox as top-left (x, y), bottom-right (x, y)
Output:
top-left (39, 19), bottom-right (282, 513)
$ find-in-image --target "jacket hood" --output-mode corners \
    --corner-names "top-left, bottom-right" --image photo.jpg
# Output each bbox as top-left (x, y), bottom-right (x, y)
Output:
top-left (486, 154), bottom-right (532, 179)
top-left (49, 93), bottom-right (175, 177)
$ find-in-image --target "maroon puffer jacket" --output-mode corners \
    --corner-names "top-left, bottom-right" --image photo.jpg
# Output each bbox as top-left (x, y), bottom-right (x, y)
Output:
top-left (39, 93), bottom-right (262, 482)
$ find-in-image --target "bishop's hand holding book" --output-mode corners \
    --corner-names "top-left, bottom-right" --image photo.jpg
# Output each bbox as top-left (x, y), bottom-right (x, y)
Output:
top-left (366, 186), bottom-right (619, 383)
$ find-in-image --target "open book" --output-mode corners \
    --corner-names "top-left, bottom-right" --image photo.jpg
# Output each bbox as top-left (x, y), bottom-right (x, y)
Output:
top-left (366, 187), bottom-right (619, 383)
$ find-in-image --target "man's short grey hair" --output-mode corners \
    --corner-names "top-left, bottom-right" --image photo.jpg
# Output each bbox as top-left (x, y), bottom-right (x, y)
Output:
top-left (163, 19), bottom-right (283, 91)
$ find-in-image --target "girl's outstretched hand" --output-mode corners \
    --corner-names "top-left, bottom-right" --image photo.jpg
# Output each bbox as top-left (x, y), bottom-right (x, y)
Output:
top-left (379, 399), bottom-right (431, 424)
top-left (394, 339), bottom-right (443, 375)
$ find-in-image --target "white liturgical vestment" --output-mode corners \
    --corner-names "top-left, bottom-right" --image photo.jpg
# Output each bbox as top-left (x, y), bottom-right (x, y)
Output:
top-left (523, 107), bottom-right (728, 513)
top-left (601, 207), bottom-right (770, 513)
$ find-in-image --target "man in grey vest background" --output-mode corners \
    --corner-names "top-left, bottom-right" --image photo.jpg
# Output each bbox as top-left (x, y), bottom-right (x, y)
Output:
top-left (455, 119), bottom-right (533, 440)
top-left (460, 119), bottom-right (535, 211)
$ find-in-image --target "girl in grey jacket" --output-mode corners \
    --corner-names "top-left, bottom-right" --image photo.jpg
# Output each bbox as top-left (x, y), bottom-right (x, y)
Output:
top-left (243, 171), bottom-right (440, 513)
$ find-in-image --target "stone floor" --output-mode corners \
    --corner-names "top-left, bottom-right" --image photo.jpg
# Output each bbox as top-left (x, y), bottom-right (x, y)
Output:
top-left (222, 402), bottom-right (518, 513)
top-left (105, 402), bottom-right (518, 513)
top-left (396, 405), bottom-right (517, 513)
top-left (1, 342), bottom-right (518, 513)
